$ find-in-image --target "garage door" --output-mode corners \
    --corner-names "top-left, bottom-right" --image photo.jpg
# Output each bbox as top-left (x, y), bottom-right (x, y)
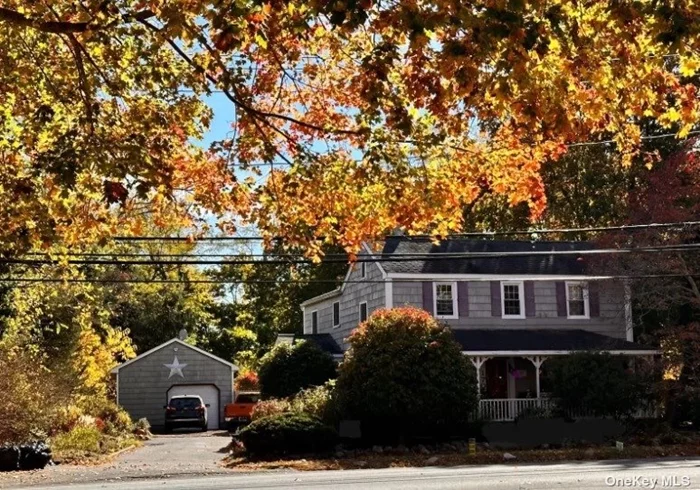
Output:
top-left (167, 385), bottom-right (220, 430)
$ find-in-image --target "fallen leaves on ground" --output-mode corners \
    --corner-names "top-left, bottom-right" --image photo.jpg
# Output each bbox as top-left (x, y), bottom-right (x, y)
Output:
top-left (225, 444), bottom-right (700, 472)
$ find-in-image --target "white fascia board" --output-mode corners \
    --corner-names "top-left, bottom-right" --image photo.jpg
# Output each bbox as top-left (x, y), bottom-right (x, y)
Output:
top-left (461, 349), bottom-right (660, 356)
top-left (361, 241), bottom-right (387, 279)
top-left (111, 338), bottom-right (237, 374)
top-left (387, 273), bottom-right (614, 281)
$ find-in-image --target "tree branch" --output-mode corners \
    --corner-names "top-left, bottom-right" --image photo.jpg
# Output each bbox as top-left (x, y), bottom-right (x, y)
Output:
top-left (0, 6), bottom-right (153, 33)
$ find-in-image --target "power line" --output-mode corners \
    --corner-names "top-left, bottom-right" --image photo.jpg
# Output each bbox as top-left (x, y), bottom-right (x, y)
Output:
top-left (27, 244), bottom-right (699, 259)
top-left (0, 274), bottom-right (696, 285)
top-left (7, 243), bottom-right (700, 266)
top-left (108, 220), bottom-right (700, 242)
top-left (224, 131), bottom-right (700, 167)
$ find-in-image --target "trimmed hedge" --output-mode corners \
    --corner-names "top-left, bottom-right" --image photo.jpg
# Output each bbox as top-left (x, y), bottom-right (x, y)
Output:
top-left (546, 352), bottom-right (648, 418)
top-left (236, 413), bottom-right (337, 456)
top-left (335, 307), bottom-right (478, 443)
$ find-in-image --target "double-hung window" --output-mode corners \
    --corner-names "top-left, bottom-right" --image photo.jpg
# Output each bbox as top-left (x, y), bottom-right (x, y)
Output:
top-left (566, 281), bottom-right (590, 318)
top-left (332, 301), bottom-right (340, 328)
top-left (311, 310), bottom-right (318, 333)
top-left (433, 282), bottom-right (458, 319)
top-left (359, 302), bottom-right (368, 323)
top-left (501, 281), bottom-right (525, 319)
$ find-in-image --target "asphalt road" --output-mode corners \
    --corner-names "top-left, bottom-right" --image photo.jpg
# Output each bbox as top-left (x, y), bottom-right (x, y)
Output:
top-left (17, 457), bottom-right (700, 490)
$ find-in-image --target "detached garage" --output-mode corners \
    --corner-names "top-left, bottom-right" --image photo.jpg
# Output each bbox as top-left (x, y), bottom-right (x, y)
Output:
top-left (111, 337), bottom-right (236, 430)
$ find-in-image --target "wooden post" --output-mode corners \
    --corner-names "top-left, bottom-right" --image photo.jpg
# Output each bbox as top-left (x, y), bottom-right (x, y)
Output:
top-left (525, 356), bottom-right (548, 400)
top-left (469, 356), bottom-right (490, 398)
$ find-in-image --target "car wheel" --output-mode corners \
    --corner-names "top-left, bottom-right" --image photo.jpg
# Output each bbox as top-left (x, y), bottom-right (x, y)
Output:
top-left (201, 424), bottom-right (208, 432)
top-left (164, 424), bottom-right (172, 434)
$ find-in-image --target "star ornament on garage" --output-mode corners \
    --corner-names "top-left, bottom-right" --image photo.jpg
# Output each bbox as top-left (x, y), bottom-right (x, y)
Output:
top-left (164, 356), bottom-right (187, 378)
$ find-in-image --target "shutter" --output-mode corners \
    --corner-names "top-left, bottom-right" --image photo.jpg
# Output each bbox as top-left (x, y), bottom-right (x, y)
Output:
top-left (458, 282), bottom-right (469, 317)
top-left (589, 282), bottom-right (601, 317)
top-left (555, 282), bottom-right (567, 317)
top-left (524, 281), bottom-right (536, 317)
top-left (490, 281), bottom-right (501, 317)
top-left (422, 282), bottom-right (434, 315)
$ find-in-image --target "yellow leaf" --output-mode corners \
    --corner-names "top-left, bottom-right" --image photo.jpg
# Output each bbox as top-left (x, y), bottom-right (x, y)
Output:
top-left (679, 57), bottom-right (700, 77)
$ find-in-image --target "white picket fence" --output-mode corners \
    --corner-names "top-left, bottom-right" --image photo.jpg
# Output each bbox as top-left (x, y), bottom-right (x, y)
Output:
top-left (478, 398), bottom-right (658, 422)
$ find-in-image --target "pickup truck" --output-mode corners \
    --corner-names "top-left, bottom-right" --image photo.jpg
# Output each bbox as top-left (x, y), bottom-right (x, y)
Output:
top-left (224, 392), bottom-right (260, 431)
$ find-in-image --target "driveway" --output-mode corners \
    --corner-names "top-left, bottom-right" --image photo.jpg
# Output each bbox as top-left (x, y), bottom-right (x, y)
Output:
top-left (0, 431), bottom-right (234, 489)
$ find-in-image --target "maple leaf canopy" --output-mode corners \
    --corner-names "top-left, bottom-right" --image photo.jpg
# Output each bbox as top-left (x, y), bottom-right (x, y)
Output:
top-left (1, 0), bottom-right (699, 254)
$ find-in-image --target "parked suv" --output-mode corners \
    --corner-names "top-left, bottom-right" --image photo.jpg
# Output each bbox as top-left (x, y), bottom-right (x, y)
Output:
top-left (164, 395), bottom-right (209, 432)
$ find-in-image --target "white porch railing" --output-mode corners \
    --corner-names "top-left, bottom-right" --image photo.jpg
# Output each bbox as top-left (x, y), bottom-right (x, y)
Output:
top-left (479, 398), bottom-right (658, 422)
top-left (479, 398), bottom-right (557, 421)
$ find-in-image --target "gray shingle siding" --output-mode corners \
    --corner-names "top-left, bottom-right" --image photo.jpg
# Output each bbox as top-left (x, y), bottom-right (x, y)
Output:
top-left (392, 279), bottom-right (626, 339)
top-left (117, 342), bottom-right (233, 428)
top-left (304, 251), bottom-right (386, 349)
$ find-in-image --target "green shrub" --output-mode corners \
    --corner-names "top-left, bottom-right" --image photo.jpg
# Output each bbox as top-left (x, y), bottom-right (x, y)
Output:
top-left (251, 399), bottom-right (292, 421)
top-left (335, 307), bottom-right (478, 442)
top-left (237, 413), bottom-right (337, 456)
top-left (291, 380), bottom-right (339, 425)
top-left (258, 341), bottom-right (336, 399)
top-left (546, 352), bottom-right (648, 419)
top-left (51, 426), bottom-right (102, 454)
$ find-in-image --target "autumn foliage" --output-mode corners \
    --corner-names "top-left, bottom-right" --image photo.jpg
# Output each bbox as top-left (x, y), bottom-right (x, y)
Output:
top-left (0, 2), bottom-right (699, 253)
top-left (235, 371), bottom-right (260, 392)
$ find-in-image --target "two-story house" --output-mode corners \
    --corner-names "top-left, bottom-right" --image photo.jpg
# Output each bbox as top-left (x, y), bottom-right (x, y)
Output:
top-left (298, 236), bottom-right (658, 421)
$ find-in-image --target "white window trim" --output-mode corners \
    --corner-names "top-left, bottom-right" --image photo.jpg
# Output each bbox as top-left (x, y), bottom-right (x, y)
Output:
top-left (360, 261), bottom-right (366, 278)
top-left (359, 301), bottom-right (368, 323)
top-left (311, 310), bottom-right (319, 333)
top-left (501, 281), bottom-right (525, 319)
top-left (433, 281), bottom-right (459, 319)
top-left (332, 301), bottom-right (340, 328)
top-left (565, 281), bottom-right (590, 319)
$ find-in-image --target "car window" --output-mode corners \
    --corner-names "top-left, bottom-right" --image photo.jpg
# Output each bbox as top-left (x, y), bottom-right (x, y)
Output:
top-left (235, 394), bottom-right (260, 404)
top-left (169, 398), bottom-right (201, 409)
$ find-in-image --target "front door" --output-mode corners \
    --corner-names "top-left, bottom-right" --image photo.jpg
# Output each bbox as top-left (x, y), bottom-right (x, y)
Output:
top-left (484, 359), bottom-right (508, 398)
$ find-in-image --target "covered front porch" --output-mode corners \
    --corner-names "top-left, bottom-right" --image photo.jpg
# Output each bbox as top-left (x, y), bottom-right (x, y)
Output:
top-left (453, 329), bottom-right (660, 422)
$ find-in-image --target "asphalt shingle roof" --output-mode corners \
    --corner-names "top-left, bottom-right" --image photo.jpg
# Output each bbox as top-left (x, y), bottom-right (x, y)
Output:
top-left (452, 329), bottom-right (654, 352)
top-left (380, 237), bottom-right (594, 275)
top-left (294, 333), bottom-right (343, 355)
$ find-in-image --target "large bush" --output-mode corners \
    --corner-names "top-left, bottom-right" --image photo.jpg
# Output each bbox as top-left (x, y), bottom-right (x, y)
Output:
top-left (236, 413), bottom-right (337, 456)
top-left (291, 380), bottom-right (339, 425)
top-left (258, 341), bottom-right (336, 399)
top-left (251, 399), bottom-right (292, 421)
top-left (335, 307), bottom-right (478, 441)
top-left (546, 352), bottom-right (648, 418)
top-left (0, 348), bottom-right (70, 443)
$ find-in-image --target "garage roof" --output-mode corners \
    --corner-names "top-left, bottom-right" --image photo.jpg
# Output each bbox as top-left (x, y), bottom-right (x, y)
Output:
top-left (110, 338), bottom-right (237, 374)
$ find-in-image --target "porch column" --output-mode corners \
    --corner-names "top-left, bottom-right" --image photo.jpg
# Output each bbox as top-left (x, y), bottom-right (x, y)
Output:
top-left (469, 356), bottom-right (490, 397)
top-left (525, 356), bottom-right (548, 399)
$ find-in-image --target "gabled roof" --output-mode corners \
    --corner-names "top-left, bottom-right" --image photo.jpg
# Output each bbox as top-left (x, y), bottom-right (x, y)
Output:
top-left (454, 329), bottom-right (658, 354)
top-left (301, 242), bottom-right (385, 307)
top-left (110, 338), bottom-right (237, 374)
top-left (380, 237), bottom-right (594, 275)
